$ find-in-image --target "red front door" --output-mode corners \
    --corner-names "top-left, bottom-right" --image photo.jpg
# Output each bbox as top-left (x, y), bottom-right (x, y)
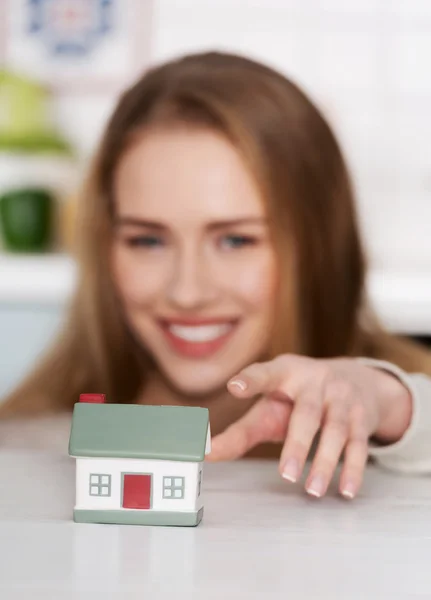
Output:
top-left (122, 474), bottom-right (152, 509)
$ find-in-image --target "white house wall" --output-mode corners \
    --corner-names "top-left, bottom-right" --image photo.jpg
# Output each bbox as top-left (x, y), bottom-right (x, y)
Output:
top-left (75, 457), bottom-right (203, 512)
top-left (205, 424), bottom-right (211, 455)
top-left (196, 463), bottom-right (204, 511)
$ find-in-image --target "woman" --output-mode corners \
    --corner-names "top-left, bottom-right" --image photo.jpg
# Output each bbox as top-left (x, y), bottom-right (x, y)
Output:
top-left (1, 51), bottom-right (431, 499)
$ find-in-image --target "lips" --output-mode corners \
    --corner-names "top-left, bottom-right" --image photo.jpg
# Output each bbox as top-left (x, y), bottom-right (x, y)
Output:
top-left (160, 317), bottom-right (237, 326)
top-left (158, 318), bottom-right (239, 358)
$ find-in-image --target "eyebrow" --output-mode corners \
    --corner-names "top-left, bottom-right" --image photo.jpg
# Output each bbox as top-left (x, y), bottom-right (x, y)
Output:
top-left (114, 217), bottom-right (267, 231)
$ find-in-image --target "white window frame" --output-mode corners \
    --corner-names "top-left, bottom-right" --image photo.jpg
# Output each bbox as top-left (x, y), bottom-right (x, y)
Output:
top-left (163, 476), bottom-right (185, 499)
top-left (89, 473), bottom-right (111, 497)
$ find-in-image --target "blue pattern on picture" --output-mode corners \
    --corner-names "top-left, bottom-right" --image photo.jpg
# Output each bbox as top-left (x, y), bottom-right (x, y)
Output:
top-left (28, 0), bottom-right (113, 57)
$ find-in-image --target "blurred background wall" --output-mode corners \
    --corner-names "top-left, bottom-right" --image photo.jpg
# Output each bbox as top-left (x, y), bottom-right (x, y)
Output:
top-left (1, 0), bottom-right (430, 399)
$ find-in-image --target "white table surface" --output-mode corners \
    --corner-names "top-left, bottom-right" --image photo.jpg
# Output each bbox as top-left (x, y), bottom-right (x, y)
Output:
top-left (0, 417), bottom-right (431, 599)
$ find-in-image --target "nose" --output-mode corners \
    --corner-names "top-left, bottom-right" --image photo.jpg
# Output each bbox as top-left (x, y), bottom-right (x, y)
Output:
top-left (166, 246), bottom-right (216, 309)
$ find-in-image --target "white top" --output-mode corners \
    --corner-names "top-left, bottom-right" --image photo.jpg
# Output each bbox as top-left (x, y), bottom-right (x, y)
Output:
top-left (0, 444), bottom-right (430, 599)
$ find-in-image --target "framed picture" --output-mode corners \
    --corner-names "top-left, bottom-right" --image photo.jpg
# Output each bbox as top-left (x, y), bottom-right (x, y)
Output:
top-left (0, 0), bottom-right (154, 92)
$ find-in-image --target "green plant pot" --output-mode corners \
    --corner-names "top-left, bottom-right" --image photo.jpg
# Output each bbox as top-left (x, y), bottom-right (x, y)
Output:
top-left (0, 187), bottom-right (53, 252)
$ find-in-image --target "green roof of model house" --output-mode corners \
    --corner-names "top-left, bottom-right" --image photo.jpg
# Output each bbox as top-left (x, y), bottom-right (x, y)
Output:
top-left (69, 404), bottom-right (210, 462)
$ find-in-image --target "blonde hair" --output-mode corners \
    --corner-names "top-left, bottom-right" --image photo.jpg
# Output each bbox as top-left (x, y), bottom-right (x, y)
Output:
top-left (2, 51), bottom-right (430, 417)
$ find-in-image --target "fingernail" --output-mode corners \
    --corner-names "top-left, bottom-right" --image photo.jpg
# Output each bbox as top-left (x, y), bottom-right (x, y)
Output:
top-left (306, 474), bottom-right (325, 498)
top-left (282, 457), bottom-right (299, 482)
top-left (229, 379), bottom-right (247, 391)
top-left (341, 482), bottom-right (356, 499)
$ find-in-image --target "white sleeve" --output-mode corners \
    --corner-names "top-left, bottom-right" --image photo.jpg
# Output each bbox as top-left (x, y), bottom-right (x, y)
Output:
top-left (357, 357), bottom-right (431, 474)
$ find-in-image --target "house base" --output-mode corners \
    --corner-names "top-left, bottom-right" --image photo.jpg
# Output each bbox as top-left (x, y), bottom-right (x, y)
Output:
top-left (73, 507), bottom-right (204, 527)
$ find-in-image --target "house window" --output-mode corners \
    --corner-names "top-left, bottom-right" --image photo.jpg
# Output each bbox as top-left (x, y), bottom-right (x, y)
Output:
top-left (163, 476), bottom-right (185, 499)
top-left (198, 470), bottom-right (202, 496)
top-left (89, 474), bottom-right (111, 497)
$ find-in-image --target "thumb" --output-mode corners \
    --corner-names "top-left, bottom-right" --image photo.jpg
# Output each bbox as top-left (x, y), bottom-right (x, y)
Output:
top-left (206, 397), bottom-right (291, 462)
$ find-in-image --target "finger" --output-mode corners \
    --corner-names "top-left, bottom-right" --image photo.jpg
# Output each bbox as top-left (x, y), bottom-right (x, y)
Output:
top-left (278, 387), bottom-right (324, 483)
top-left (207, 397), bottom-right (291, 462)
top-left (338, 403), bottom-right (369, 499)
top-left (228, 355), bottom-right (326, 401)
top-left (227, 360), bottom-right (284, 398)
top-left (304, 400), bottom-right (350, 498)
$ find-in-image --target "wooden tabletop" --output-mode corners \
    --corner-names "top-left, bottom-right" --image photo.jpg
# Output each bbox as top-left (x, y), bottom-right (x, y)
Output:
top-left (0, 417), bottom-right (430, 599)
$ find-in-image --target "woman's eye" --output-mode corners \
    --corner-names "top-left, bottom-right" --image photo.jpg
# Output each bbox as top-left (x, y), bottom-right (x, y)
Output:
top-left (220, 235), bottom-right (257, 249)
top-left (126, 235), bottom-right (163, 248)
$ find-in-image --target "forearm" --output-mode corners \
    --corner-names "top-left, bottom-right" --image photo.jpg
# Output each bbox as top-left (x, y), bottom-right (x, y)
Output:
top-left (372, 367), bottom-right (413, 443)
top-left (357, 357), bottom-right (431, 473)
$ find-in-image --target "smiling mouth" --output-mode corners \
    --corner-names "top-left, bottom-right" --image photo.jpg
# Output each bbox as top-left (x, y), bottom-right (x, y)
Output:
top-left (158, 320), bottom-right (239, 358)
top-left (166, 322), bottom-right (234, 341)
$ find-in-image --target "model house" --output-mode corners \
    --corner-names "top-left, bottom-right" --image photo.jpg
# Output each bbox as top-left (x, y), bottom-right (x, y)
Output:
top-left (68, 393), bottom-right (211, 527)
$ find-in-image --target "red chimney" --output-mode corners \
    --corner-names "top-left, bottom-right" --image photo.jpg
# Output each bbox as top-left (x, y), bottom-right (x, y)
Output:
top-left (79, 393), bottom-right (106, 404)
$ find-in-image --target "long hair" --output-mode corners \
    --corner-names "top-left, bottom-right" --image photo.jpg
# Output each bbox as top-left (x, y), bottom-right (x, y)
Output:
top-left (1, 51), bottom-right (430, 417)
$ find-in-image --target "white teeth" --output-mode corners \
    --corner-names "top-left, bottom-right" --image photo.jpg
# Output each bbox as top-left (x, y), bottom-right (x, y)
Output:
top-left (168, 324), bottom-right (233, 342)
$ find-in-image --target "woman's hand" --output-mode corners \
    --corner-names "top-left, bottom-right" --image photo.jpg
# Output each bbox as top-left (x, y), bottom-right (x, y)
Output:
top-left (207, 355), bottom-right (413, 499)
